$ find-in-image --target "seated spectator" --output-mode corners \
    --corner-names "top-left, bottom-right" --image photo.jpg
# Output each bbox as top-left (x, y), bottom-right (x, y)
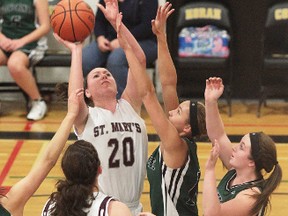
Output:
top-left (0, 0), bottom-right (50, 120)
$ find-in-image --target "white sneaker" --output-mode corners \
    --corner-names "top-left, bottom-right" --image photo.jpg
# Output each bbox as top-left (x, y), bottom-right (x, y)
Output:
top-left (27, 99), bottom-right (47, 121)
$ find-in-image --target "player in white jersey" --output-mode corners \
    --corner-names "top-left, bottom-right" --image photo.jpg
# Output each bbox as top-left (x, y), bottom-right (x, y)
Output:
top-left (53, 0), bottom-right (148, 215)
top-left (41, 140), bottom-right (132, 216)
top-left (76, 98), bottom-right (148, 213)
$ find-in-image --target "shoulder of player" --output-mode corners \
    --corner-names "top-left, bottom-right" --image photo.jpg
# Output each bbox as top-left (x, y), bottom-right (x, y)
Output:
top-left (108, 200), bottom-right (132, 216)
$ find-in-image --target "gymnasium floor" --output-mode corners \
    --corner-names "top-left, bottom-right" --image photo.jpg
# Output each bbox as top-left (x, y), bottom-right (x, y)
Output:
top-left (0, 98), bottom-right (287, 215)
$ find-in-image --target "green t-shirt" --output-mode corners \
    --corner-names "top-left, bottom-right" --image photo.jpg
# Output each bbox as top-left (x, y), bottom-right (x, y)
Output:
top-left (0, 0), bottom-right (37, 50)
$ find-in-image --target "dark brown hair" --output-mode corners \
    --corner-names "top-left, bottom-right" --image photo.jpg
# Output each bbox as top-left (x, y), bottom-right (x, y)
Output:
top-left (55, 78), bottom-right (93, 107)
top-left (249, 132), bottom-right (282, 215)
top-left (55, 82), bottom-right (68, 102)
top-left (83, 76), bottom-right (94, 107)
top-left (49, 140), bottom-right (100, 216)
top-left (188, 101), bottom-right (206, 139)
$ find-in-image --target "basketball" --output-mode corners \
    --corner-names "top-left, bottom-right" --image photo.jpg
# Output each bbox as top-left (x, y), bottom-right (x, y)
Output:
top-left (50, 0), bottom-right (95, 42)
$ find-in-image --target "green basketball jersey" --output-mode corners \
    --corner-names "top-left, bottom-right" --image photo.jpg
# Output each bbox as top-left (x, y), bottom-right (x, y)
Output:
top-left (0, 205), bottom-right (11, 216)
top-left (147, 138), bottom-right (200, 216)
top-left (0, 0), bottom-right (37, 50)
top-left (217, 169), bottom-right (263, 203)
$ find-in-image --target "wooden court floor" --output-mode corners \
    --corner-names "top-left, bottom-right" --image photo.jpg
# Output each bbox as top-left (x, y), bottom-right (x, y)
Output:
top-left (0, 98), bottom-right (287, 215)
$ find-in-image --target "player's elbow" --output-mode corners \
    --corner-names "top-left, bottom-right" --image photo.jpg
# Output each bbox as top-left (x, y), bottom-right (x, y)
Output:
top-left (43, 150), bottom-right (61, 170)
top-left (45, 157), bottom-right (58, 171)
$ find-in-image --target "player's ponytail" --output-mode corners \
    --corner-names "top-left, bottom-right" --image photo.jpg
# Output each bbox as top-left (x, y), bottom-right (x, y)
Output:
top-left (249, 132), bottom-right (282, 215)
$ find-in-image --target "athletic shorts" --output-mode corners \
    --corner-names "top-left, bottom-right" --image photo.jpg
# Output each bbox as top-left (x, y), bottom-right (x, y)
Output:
top-left (0, 37), bottom-right (47, 66)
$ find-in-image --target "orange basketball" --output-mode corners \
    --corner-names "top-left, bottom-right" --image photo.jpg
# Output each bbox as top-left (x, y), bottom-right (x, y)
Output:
top-left (50, 0), bottom-right (95, 42)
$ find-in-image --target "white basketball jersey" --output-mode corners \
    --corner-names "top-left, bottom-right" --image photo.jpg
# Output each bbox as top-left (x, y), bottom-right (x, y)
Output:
top-left (77, 99), bottom-right (148, 214)
top-left (41, 192), bottom-right (114, 216)
top-left (86, 192), bottom-right (114, 216)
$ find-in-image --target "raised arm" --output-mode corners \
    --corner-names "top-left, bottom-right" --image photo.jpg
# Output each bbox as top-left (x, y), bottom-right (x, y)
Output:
top-left (204, 77), bottom-right (232, 169)
top-left (2, 88), bottom-right (83, 215)
top-left (203, 139), bottom-right (221, 216)
top-left (97, 0), bottom-right (146, 113)
top-left (53, 34), bottom-right (88, 131)
top-left (116, 18), bottom-right (146, 113)
top-left (152, 2), bottom-right (178, 115)
top-left (116, 5), bottom-right (187, 168)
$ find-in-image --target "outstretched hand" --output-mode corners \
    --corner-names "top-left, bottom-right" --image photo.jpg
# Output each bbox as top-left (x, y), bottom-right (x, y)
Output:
top-left (151, 2), bottom-right (175, 37)
top-left (204, 77), bottom-right (224, 102)
top-left (205, 139), bottom-right (220, 170)
top-left (97, 0), bottom-right (119, 27)
top-left (53, 33), bottom-right (82, 51)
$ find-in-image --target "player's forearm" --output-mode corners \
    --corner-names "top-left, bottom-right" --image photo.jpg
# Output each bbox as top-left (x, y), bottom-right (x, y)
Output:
top-left (42, 113), bottom-right (75, 167)
top-left (119, 23), bottom-right (146, 65)
top-left (68, 45), bottom-right (84, 96)
top-left (157, 35), bottom-right (177, 87)
top-left (205, 100), bottom-right (226, 142)
top-left (203, 169), bottom-right (221, 216)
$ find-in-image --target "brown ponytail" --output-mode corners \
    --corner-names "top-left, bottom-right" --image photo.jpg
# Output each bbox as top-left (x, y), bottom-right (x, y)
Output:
top-left (249, 132), bottom-right (282, 215)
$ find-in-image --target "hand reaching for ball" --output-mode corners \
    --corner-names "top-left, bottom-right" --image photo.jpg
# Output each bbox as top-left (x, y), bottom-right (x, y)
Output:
top-left (53, 33), bottom-right (83, 52)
